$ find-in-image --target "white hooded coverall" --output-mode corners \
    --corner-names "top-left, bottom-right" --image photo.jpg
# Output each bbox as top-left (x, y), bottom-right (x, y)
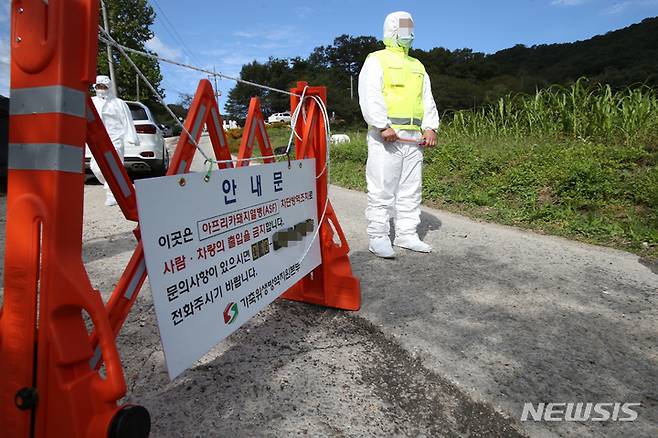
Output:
top-left (358, 12), bottom-right (440, 240)
top-left (89, 75), bottom-right (139, 203)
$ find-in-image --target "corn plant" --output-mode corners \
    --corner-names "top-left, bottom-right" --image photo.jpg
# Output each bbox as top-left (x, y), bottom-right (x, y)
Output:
top-left (444, 78), bottom-right (658, 146)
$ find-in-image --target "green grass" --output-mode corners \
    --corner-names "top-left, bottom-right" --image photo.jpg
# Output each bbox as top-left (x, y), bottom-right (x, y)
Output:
top-left (325, 133), bottom-right (658, 259)
top-left (224, 122), bottom-right (294, 158)
top-left (239, 81), bottom-right (658, 259)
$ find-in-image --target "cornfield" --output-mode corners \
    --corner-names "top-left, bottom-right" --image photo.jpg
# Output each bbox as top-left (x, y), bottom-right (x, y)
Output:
top-left (446, 78), bottom-right (658, 145)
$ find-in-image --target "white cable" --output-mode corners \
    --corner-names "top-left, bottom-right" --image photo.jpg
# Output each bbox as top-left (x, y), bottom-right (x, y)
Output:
top-left (286, 86), bottom-right (309, 152)
top-left (98, 35), bottom-right (300, 97)
top-left (284, 88), bottom-right (332, 177)
top-left (98, 27), bottom-right (214, 163)
top-left (99, 27), bottom-right (290, 167)
top-left (100, 34), bottom-right (214, 75)
top-left (99, 26), bottom-right (335, 260)
top-left (290, 95), bottom-right (332, 264)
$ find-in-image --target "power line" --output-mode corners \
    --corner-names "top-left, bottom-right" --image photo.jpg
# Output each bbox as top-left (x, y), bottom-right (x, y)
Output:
top-left (98, 26), bottom-right (311, 163)
top-left (100, 28), bottom-right (331, 276)
top-left (149, 0), bottom-right (202, 66)
top-left (98, 35), bottom-right (299, 97)
top-left (160, 77), bottom-right (197, 98)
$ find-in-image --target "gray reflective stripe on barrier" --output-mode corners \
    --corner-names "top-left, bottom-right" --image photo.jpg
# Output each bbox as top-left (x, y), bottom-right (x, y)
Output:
top-left (103, 151), bottom-right (132, 198)
top-left (247, 118), bottom-right (257, 147)
top-left (177, 159), bottom-right (187, 174)
top-left (124, 259), bottom-right (146, 300)
top-left (89, 346), bottom-right (102, 370)
top-left (210, 108), bottom-right (225, 147)
top-left (9, 143), bottom-right (83, 173)
top-left (258, 120), bottom-right (271, 150)
top-left (86, 105), bottom-right (95, 122)
top-left (190, 104), bottom-right (207, 140)
top-left (10, 86), bottom-right (86, 118)
top-left (389, 117), bottom-right (422, 127)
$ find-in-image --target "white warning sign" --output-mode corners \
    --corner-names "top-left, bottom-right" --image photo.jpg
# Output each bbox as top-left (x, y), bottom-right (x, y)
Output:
top-left (135, 159), bottom-right (321, 378)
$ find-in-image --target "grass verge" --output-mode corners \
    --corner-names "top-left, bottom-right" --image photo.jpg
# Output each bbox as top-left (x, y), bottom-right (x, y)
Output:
top-left (326, 130), bottom-right (657, 260)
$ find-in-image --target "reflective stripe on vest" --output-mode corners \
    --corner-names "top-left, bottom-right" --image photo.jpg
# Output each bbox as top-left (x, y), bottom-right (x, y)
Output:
top-left (389, 117), bottom-right (422, 128)
top-left (371, 49), bottom-right (425, 131)
top-left (10, 86), bottom-right (86, 118)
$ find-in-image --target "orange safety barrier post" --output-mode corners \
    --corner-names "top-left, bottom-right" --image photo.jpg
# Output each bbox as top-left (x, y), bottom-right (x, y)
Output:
top-left (281, 82), bottom-right (361, 310)
top-left (0, 1), bottom-right (149, 437)
top-left (236, 97), bottom-right (275, 167)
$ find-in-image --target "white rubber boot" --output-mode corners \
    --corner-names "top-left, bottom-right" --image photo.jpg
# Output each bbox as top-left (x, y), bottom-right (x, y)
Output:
top-left (369, 236), bottom-right (396, 258)
top-left (105, 194), bottom-right (118, 206)
top-left (393, 234), bottom-right (432, 253)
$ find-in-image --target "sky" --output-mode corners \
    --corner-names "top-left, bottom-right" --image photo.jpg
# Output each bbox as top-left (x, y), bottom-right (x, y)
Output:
top-left (1, 0), bottom-right (657, 111)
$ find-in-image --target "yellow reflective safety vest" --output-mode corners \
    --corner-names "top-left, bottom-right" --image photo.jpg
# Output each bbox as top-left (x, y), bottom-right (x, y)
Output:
top-left (371, 47), bottom-right (426, 131)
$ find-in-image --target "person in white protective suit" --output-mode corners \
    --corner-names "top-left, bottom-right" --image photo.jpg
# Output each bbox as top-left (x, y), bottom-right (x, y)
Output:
top-left (90, 75), bottom-right (139, 206)
top-left (358, 11), bottom-right (440, 258)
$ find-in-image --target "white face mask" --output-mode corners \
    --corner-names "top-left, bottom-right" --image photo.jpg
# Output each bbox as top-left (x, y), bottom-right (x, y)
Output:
top-left (398, 36), bottom-right (414, 48)
top-left (96, 88), bottom-right (109, 99)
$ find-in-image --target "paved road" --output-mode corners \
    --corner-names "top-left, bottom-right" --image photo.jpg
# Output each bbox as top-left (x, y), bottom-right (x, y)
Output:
top-left (332, 185), bottom-right (657, 438)
top-left (0, 135), bottom-right (656, 437)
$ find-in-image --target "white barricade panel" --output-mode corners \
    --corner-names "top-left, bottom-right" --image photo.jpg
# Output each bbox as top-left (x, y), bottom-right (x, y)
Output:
top-left (135, 159), bottom-right (321, 378)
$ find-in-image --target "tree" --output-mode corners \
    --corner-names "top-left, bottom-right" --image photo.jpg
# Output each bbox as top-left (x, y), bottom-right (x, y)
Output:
top-left (224, 36), bottom-right (381, 125)
top-left (167, 103), bottom-right (187, 121)
top-left (176, 93), bottom-right (194, 113)
top-left (96, 0), bottom-right (164, 114)
top-left (225, 58), bottom-right (296, 122)
top-left (310, 35), bottom-right (380, 77)
top-left (223, 17), bottom-right (658, 126)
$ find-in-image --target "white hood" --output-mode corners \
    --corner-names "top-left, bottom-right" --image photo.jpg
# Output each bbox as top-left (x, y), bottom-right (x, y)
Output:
top-left (91, 75), bottom-right (138, 144)
top-left (383, 11), bottom-right (414, 49)
top-left (94, 75), bottom-right (116, 99)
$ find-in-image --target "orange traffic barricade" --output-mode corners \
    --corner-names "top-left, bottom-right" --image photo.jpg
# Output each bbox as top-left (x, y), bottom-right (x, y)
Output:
top-left (0, 1), bottom-right (149, 437)
top-left (281, 82), bottom-right (361, 310)
top-left (0, 1), bottom-right (360, 436)
top-left (236, 97), bottom-right (275, 167)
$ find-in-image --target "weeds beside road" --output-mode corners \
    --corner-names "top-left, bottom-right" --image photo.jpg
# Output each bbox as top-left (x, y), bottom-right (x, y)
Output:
top-left (229, 80), bottom-right (658, 259)
top-left (332, 134), bottom-right (657, 260)
top-left (337, 80), bottom-right (658, 260)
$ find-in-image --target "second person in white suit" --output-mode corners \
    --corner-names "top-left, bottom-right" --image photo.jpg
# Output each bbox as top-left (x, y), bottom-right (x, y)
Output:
top-left (90, 75), bottom-right (139, 206)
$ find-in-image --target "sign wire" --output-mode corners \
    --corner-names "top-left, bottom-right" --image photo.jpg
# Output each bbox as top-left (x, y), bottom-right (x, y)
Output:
top-left (98, 26), bottom-right (335, 268)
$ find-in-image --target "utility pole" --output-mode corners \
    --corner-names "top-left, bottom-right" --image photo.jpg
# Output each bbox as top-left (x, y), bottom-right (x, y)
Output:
top-left (136, 73), bottom-right (140, 101)
top-left (100, 0), bottom-right (117, 95)
top-left (212, 66), bottom-right (220, 108)
top-left (350, 75), bottom-right (354, 100)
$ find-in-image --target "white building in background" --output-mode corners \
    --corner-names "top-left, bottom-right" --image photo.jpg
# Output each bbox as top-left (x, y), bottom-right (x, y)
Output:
top-left (223, 120), bottom-right (239, 130)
